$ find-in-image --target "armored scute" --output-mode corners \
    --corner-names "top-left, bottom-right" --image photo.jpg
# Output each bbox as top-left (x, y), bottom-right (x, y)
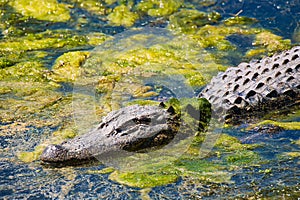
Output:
top-left (199, 46), bottom-right (300, 122)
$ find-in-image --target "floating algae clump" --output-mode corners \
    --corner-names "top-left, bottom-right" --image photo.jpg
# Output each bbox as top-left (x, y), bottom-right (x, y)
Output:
top-left (108, 5), bottom-right (138, 27)
top-left (168, 9), bottom-right (221, 33)
top-left (251, 120), bottom-right (300, 130)
top-left (68, 0), bottom-right (108, 16)
top-left (0, 30), bottom-right (88, 53)
top-left (110, 170), bottom-right (179, 188)
top-left (107, 131), bottom-right (260, 188)
top-left (246, 31), bottom-right (291, 57)
top-left (137, 0), bottom-right (183, 17)
top-left (10, 0), bottom-right (70, 22)
top-left (52, 51), bottom-right (90, 82)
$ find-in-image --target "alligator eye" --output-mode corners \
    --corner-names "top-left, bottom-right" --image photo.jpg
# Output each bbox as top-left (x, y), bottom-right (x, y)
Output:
top-left (132, 117), bottom-right (151, 125)
top-left (98, 123), bottom-right (105, 129)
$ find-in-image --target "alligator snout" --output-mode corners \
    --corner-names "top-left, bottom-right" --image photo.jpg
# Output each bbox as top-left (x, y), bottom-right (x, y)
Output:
top-left (40, 144), bottom-right (69, 163)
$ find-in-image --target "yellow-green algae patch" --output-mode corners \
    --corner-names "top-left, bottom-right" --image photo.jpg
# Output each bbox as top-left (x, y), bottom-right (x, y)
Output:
top-left (168, 9), bottom-right (221, 34)
top-left (250, 120), bottom-right (300, 130)
top-left (10, 0), bottom-right (70, 22)
top-left (223, 16), bottom-right (258, 26)
top-left (0, 30), bottom-right (88, 52)
top-left (51, 51), bottom-right (90, 82)
top-left (107, 131), bottom-right (260, 188)
top-left (292, 139), bottom-right (300, 146)
top-left (108, 5), bottom-right (138, 27)
top-left (137, 0), bottom-right (183, 17)
top-left (110, 171), bottom-right (179, 188)
top-left (68, 0), bottom-right (108, 16)
top-left (246, 31), bottom-right (291, 57)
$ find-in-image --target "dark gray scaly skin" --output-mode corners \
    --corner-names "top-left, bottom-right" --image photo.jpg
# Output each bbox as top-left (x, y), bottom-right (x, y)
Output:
top-left (199, 46), bottom-right (300, 123)
top-left (41, 46), bottom-right (300, 164)
top-left (40, 104), bottom-right (179, 164)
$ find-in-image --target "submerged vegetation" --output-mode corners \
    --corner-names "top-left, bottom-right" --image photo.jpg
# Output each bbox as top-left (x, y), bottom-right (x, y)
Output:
top-left (0, 0), bottom-right (298, 193)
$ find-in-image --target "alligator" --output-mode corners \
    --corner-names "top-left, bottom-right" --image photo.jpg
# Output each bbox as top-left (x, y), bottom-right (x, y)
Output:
top-left (40, 46), bottom-right (300, 165)
top-left (40, 103), bottom-right (181, 165)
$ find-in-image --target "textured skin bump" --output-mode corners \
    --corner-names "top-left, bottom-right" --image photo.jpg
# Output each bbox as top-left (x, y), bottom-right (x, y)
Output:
top-left (199, 46), bottom-right (300, 122)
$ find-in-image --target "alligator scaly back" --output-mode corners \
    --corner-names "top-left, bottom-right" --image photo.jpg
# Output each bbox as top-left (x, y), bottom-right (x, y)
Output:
top-left (199, 46), bottom-right (300, 122)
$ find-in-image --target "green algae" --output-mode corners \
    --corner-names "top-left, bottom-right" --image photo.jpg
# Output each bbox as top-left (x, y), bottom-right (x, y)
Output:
top-left (0, 30), bottom-right (88, 53)
top-left (168, 9), bottom-right (221, 33)
top-left (18, 144), bottom-right (46, 163)
top-left (223, 16), bottom-right (258, 26)
top-left (68, 0), bottom-right (108, 16)
top-left (110, 171), bottom-right (179, 188)
top-left (108, 5), bottom-right (138, 27)
top-left (215, 133), bottom-right (258, 151)
top-left (107, 131), bottom-right (261, 188)
top-left (293, 139), bottom-right (300, 146)
top-left (137, 0), bottom-right (182, 17)
top-left (10, 0), bottom-right (71, 22)
top-left (174, 159), bottom-right (232, 183)
top-left (51, 51), bottom-right (90, 82)
top-left (250, 120), bottom-right (300, 130)
top-left (246, 31), bottom-right (291, 57)
top-left (0, 61), bottom-right (49, 82)
top-left (87, 32), bottom-right (113, 46)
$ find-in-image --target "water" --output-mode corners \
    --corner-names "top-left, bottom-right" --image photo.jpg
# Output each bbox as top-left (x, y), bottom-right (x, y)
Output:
top-left (1, 0), bottom-right (300, 199)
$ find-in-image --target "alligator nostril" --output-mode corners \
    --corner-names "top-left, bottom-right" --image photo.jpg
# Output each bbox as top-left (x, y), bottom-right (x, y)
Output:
top-left (40, 144), bottom-right (67, 162)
